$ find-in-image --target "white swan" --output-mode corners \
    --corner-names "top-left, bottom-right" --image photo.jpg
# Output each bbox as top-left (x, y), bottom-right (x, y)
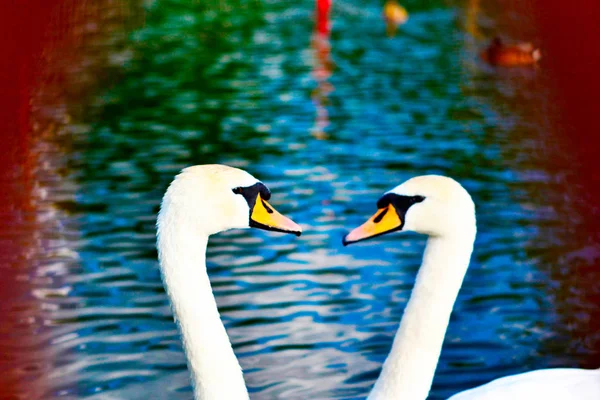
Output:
top-left (156, 165), bottom-right (302, 400)
top-left (343, 175), bottom-right (600, 400)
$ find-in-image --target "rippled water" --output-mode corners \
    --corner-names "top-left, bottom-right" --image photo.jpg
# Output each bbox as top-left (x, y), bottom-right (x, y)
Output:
top-left (4, 0), bottom-right (600, 399)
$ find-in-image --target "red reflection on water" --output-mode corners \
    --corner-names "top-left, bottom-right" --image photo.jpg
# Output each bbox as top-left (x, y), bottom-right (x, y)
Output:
top-left (472, 0), bottom-right (600, 368)
top-left (0, 2), bottom-right (58, 397)
top-left (311, 33), bottom-right (334, 141)
top-left (531, 0), bottom-right (600, 191)
top-left (531, 0), bottom-right (600, 367)
top-left (0, 1), bottom-right (140, 397)
top-left (311, 0), bottom-right (334, 140)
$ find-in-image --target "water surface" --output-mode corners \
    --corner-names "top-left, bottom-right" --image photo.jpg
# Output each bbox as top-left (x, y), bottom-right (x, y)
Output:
top-left (6, 0), bottom-right (599, 399)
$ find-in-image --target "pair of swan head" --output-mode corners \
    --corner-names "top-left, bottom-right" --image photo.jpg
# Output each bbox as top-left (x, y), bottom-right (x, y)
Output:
top-left (158, 165), bottom-right (478, 400)
top-left (163, 165), bottom-right (474, 243)
top-left (160, 165), bottom-right (302, 237)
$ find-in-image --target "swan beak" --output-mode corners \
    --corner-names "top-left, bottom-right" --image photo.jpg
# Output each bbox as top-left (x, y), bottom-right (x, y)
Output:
top-left (250, 194), bottom-right (302, 236)
top-left (343, 204), bottom-right (402, 246)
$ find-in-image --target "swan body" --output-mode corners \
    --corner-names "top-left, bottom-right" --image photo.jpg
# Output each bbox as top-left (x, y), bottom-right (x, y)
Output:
top-left (156, 165), bottom-right (301, 400)
top-left (481, 37), bottom-right (541, 66)
top-left (343, 175), bottom-right (599, 400)
top-left (449, 367), bottom-right (600, 400)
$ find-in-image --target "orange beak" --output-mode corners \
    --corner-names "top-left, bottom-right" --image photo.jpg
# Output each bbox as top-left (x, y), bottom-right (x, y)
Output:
top-left (343, 204), bottom-right (402, 245)
top-left (250, 193), bottom-right (302, 236)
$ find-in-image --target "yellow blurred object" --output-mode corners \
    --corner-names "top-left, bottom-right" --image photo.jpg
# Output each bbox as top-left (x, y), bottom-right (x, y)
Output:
top-left (383, 0), bottom-right (408, 36)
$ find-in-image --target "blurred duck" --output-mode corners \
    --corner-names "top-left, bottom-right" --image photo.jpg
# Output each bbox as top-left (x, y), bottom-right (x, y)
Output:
top-left (344, 175), bottom-right (600, 400)
top-left (157, 165), bottom-right (302, 400)
top-left (481, 37), bottom-right (541, 66)
top-left (383, 0), bottom-right (408, 36)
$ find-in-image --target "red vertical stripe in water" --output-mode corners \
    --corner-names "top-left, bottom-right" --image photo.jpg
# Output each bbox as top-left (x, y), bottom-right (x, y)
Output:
top-left (532, 0), bottom-right (600, 191)
top-left (316, 0), bottom-right (332, 36)
top-left (530, 0), bottom-right (600, 366)
top-left (0, 1), bottom-right (58, 397)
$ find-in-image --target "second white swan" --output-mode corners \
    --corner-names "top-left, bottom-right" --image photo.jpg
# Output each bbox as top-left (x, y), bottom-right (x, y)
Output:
top-left (343, 175), bottom-right (600, 400)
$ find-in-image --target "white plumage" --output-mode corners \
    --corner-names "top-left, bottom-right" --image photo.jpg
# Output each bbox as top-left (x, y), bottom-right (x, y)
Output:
top-left (344, 175), bottom-right (600, 400)
top-left (449, 368), bottom-right (600, 400)
top-left (156, 165), bottom-right (301, 400)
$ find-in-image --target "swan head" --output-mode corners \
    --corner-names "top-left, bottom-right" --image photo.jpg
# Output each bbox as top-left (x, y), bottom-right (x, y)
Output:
top-left (158, 165), bottom-right (302, 237)
top-left (343, 175), bottom-right (475, 245)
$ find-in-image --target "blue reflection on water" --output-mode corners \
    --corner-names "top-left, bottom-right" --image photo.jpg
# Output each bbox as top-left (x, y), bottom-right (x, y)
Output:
top-left (19, 0), bottom-right (599, 399)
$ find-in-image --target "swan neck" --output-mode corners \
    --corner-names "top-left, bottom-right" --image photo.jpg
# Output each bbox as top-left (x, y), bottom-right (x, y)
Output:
top-left (369, 233), bottom-right (475, 400)
top-left (157, 219), bottom-right (248, 400)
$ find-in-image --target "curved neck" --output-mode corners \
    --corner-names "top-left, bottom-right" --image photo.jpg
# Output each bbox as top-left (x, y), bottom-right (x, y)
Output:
top-left (157, 216), bottom-right (248, 400)
top-left (368, 233), bottom-right (475, 400)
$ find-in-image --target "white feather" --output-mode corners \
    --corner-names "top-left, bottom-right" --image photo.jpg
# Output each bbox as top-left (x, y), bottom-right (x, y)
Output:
top-left (358, 175), bottom-right (599, 400)
top-left (449, 368), bottom-right (600, 400)
top-left (157, 165), bottom-right (260, 400)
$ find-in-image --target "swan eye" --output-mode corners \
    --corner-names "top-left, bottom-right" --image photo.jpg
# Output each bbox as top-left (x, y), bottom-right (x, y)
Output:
top-left (412, 195), bottom-right (425, 204)
top-left (259, 187), bottom-right (272, 201)
top-left (375, 193), bottom-right (425, 217)
top-left (232, 183), bottom-right (272, 212)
